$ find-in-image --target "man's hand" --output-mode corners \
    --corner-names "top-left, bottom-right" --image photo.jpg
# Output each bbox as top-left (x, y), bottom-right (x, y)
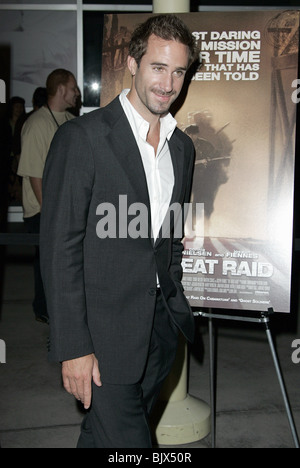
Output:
top-left (62, 354), bottom-right (102, 409)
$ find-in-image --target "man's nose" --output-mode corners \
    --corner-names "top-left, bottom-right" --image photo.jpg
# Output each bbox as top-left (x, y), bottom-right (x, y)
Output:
top-left (160, 73), bottom-right (173, 93)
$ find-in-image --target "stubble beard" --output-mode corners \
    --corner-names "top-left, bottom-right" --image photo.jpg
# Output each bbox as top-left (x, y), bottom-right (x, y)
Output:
top-left (146, 88), bottom-right (177, 116)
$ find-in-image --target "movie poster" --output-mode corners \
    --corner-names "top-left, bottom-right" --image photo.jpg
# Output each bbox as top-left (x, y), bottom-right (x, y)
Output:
top-left (100, 11), bottom-right (299, 314)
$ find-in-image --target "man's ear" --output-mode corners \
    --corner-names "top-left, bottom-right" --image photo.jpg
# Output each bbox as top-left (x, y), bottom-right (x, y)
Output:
top-left (57, 83), bottom-right (65, 96)
top-left (127, 55), bottom-right (138, 76)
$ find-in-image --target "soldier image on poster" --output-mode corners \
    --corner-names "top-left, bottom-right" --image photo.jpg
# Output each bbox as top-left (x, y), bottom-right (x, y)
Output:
top-left (184, 113), bottom-right (233, 235)
top-left (101, 14), bottom-right (132, 106)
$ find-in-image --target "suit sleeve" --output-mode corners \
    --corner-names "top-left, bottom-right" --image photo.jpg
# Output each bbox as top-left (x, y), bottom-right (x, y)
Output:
top-left (40, 120), bottom-right (95, 362)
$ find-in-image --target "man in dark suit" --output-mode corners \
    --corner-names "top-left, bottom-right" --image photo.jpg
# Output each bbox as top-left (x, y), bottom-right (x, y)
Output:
top-left (40, 14), bottom-right (198, 448)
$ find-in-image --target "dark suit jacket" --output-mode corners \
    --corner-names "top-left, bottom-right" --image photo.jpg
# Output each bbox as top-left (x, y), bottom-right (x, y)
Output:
top-left (40, 96), bottom-right (195, 385)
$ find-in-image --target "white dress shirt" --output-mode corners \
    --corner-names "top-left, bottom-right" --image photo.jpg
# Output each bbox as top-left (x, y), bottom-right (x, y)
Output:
top-left (119, 89), bottom-right (176, 242)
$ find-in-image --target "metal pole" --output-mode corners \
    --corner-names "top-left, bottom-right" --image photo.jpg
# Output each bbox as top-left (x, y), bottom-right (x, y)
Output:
top-left (209, 316), bottom-right (216, 448)
top-left (200, 310), bottom-right (299, 448)
top-left (264, 323), bottom-right (300, 448)
top-left (153, 0), bottom-right (190, 14)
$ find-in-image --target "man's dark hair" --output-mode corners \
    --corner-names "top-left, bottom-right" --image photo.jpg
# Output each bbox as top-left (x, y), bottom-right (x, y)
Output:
top-left (32, 87), bottom-right (48, 108)
top-left (129, 14), bottom-right (198, 68)
top-left (46, 69), bottom-right (75, 97)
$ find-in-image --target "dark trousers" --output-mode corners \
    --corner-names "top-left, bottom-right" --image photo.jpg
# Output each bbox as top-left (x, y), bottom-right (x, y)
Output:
top-left (77, 293), bottom-right (179, 448)
top-left (24, 213), bottom-right (48, 320)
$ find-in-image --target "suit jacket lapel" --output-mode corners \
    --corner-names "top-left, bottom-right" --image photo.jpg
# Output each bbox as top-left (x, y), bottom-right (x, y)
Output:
top-left (106, 103), bottom-right (150, 209)
top-left (168, 133), bottom-right (184, 207)
top-left (105, 99), bottom-right (152, 241)
top-left (155, 132), bottom-right (185, 247)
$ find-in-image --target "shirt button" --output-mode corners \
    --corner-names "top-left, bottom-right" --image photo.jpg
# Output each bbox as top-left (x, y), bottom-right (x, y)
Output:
top-left (149, 288), bottom-right (157, 296)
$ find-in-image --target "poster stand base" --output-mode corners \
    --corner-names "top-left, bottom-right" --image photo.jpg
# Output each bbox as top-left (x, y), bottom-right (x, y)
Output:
top-left (152, 395), bottom-right (211, 446)
top-left (194, 308), bottom-right (300, 448)
top-left (151, 333), bottom-right (211, 445)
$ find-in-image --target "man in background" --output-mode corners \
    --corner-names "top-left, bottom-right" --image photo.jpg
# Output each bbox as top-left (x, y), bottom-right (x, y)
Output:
top-left (18, 69), bottom-right (79, 323)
